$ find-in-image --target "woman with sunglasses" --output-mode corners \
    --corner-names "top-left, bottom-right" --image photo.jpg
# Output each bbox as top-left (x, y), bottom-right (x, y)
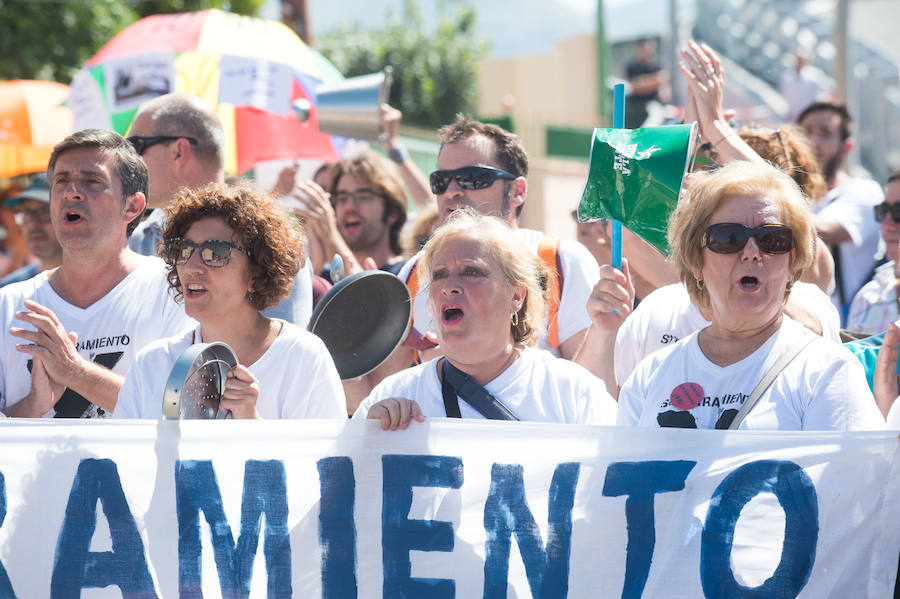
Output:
top-left (616, 161), bottom-right (882, 430)
top-left (354, 209), bottom-right (617, 429)
top-left (114, 182), bottom-right (345, 419)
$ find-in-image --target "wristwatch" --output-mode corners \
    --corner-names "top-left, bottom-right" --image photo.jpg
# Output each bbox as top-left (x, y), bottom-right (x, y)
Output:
top-left (387, 145), bottom-right (408, 164)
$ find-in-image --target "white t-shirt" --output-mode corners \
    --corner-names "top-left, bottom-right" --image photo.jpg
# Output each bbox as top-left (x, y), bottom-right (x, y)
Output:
top-left (812, 178), bottom-right (884, 313)
top-left (615, 282), bottom-right (840, 385)
top-left (618, 316), bottom-right (884, 431)
top-left (115, 321), bottom-right (346, 419)
top-left (0, 257), bottom-right (194, 417)
top-left (887, 399), bottom-right (900, 428)
top-left (845, 261), bottom-right (897, 335)
top-left (353, 346), bottom-right (616, 424)
top-left (398, 228), bottom-right (599, 356)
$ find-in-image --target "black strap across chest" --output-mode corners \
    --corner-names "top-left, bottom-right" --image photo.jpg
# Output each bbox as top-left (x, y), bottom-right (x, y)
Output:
top-left (439, 359), bottom-right (519, 421)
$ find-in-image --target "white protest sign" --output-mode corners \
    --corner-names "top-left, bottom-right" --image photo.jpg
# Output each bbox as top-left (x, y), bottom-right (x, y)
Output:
top-left (0, 419), bottom-right (896, 598)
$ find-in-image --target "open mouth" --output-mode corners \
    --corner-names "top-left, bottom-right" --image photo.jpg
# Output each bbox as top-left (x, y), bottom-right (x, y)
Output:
top-left (341, 217), bottom-right (362, 233)
top-left (442, 304), bottom-right (464, 324)
top-left (64, 210), bottom-right (83, 224)
top-left (184, 283), bottom-right (207, 298)
top-left (739, 276), bottom-right (760, 291)
top-left (442, 202), bottom-right (469, 217)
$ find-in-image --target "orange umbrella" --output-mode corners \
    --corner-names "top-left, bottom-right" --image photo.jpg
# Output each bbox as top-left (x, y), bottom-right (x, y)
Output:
top-left (0, 80), bottom-right (73, 178)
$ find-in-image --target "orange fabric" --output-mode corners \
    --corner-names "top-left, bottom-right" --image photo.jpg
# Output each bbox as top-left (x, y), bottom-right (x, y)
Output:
top-left (0, 80), bottom-right (73, 178)
top-left (537, 235), bottom-right (561, 348)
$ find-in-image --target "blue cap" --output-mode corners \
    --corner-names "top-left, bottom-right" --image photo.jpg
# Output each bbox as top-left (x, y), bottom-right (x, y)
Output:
top-left (6, 174), bottom-right (49, 206)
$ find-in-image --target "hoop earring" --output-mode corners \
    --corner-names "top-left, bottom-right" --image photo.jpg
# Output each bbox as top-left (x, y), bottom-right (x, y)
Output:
top-left (695, 278), bottom-right (704, 290)
top-left (511, 312), bottom-right (519, 327)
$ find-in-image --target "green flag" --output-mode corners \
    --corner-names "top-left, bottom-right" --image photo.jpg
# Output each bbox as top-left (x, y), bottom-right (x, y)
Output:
top-left (578, 124), bottom-right (696, 256)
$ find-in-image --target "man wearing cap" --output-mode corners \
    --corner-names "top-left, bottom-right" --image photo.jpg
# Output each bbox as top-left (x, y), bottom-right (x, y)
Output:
top-left (0, 129), bottom-right (193, 418)
top-left (127, 92), bottom-right (313, 325)
top-left (0, 175), bottom-right (62, 287)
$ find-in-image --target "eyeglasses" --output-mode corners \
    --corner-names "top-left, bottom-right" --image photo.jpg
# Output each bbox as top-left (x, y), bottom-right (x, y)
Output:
top-left (429, 166), bottom-right (517, 195)
top-left (875, 202), bottom-right (900, 223)
top-left (164, 238), bottom-right (251, 268)
top-left (701, 223), bottom-right (794, 255)
top-left (13, 207), bottom-right (51, 226)
top-left (127, 135), bottom-right (198, 156)
top-left (332, 189), bottom-right (382, 207)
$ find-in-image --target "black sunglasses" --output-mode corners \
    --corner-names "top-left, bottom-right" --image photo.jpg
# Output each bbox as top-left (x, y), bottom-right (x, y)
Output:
top-left (875, 202), bottom-right (900, 223)
top-left (127, 135), bottom-right (198, 156)
top-left (165, 238), bottom-right (251, 268)
top-left (429, 166), bottom-right (517, 195)
top-left (701, 223), bottom-right (794, 255)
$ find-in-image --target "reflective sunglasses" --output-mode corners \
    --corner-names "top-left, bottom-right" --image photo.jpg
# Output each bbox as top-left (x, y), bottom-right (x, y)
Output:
top-left (165, 238), bottom-right (252, 268)
top-left (429, 166), bottom-right (517, 194)
top-left (127, 135), bottom-right (198, 156)
top-left (13, 207), bottom-right (51, 226)
top-left (332, 188), bottom-right (382, 207)
top-left (701, 223), bottom-right (794, 255)
top-left (874, 202), bottom-right (900, 223)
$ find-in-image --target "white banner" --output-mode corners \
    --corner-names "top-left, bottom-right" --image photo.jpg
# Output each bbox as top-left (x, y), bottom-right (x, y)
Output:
top-left (0, 419), bottom-right (896, 598)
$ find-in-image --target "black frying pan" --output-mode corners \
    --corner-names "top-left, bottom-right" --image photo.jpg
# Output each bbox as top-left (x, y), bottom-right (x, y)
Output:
top-left (308, 270), bottom-right (411, 379)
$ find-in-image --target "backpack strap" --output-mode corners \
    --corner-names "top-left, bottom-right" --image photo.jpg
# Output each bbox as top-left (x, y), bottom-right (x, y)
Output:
top-left (728, 332), bottom-right (816, 430)
top-left (537, 234), bottom-right (563, 348)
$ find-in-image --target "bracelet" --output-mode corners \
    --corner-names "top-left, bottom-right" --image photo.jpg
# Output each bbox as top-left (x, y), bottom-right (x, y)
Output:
top-left (387, 145), bottom-right (409, 164)
top-left (712, 132), bottom-right (735, 149)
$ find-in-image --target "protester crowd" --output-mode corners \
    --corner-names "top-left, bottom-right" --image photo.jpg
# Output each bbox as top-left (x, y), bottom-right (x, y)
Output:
top-left (0, 40), bottom-right (897, 433)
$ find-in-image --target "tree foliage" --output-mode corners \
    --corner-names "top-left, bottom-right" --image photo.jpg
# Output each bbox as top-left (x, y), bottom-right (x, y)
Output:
top-left (0, 0), bottom-right (262, 83)
top-left (133, 0), bottom-right (264, 19)
top-left (317, 0), bottom-right (489, 129)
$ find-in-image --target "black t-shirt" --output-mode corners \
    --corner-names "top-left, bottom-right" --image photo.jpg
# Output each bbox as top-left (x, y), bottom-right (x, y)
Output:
top-left (626, 59), bottom-right (662, 102)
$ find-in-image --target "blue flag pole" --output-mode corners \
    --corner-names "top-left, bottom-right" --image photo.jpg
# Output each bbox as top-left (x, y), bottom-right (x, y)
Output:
top-left (611, 83), bottom-right (625, 271)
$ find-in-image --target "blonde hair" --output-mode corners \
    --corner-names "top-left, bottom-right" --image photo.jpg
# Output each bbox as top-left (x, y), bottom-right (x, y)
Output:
top-left (669, 161), bottom-right (815, 311)
top-left (420, 209), bottom-right (547, 346)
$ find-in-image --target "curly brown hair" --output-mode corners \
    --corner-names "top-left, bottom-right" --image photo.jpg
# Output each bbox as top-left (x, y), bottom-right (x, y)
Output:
top-left (161, 181), bottom-right (305, 311)
top-left (737, 124), bottom-right (826, 202)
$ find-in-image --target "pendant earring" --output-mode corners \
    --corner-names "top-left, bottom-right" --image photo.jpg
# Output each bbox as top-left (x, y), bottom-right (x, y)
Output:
top-left (511, 312), bottom-right (519, 327)
top-left (695, 278), bottom-right (704, 290)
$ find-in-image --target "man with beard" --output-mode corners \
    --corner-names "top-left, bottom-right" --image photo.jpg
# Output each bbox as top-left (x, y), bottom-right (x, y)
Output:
top-left (798, 101), bottom-right (883, 321)
top-left (0, 175), bottom-right (62, 286)
top-left (327, 152), bottom-right (407, 276)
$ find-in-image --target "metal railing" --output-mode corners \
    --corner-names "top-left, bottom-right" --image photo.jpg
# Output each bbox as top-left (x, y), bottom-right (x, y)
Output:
top-left (694, 0), bottom-right (900, 182)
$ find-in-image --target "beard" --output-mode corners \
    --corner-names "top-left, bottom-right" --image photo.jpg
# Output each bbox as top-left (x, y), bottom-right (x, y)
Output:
top-left (822, 151), bottom-right (842, 183)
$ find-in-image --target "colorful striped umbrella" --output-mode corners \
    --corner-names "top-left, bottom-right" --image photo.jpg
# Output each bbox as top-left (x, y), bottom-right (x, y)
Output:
top-left (68, 9), bottom-right (345, 174)
top-left (0, 80), bottom-right (73, 178)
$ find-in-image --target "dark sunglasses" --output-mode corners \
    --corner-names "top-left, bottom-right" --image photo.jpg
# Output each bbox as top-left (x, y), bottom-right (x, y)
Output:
top-left (429, 166), bottom-right (517, 195)
top-left (874, 202), bottom-right (900, 223)
top-left (701, 223), bottom-right (794, 255)
top-left (165, 238), bottom-right (251, 268)
top-left (127, 135), bottom-right (198, 156)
